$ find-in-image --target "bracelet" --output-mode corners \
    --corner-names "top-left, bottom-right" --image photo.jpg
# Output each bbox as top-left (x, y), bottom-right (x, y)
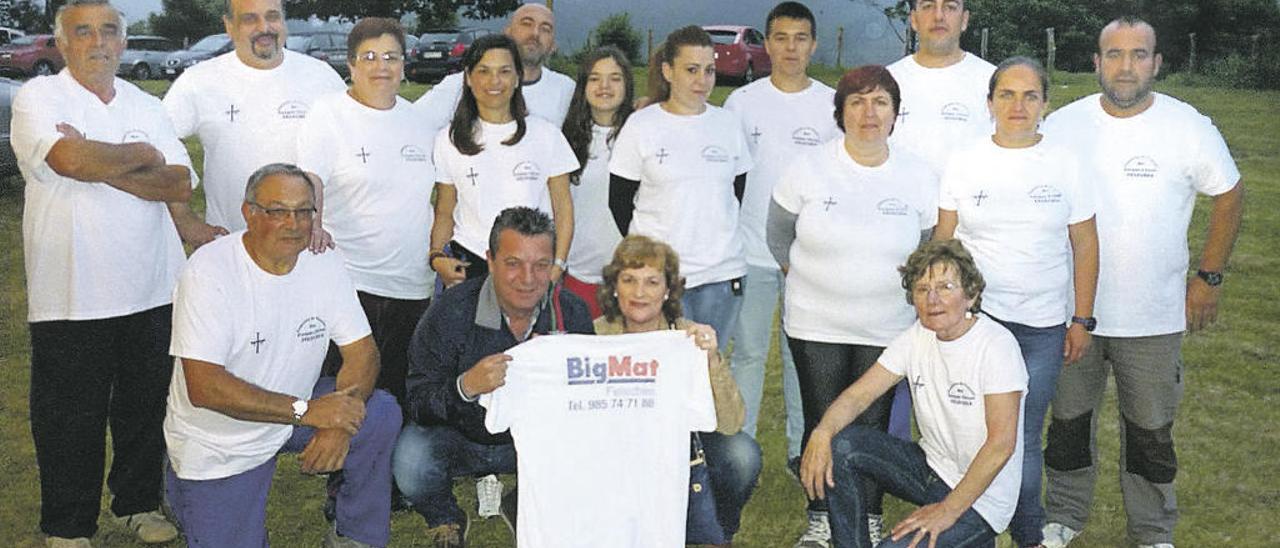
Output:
top-left (428, 250), bottom-right (448, 269)
top-left (553, 258), bottom-right (567, 269)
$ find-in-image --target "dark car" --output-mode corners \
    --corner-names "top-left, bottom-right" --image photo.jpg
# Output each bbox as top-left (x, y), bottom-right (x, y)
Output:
top-left (118, 35), bottom-right (179, 80)
top-left (407, 28), bottom-right (492, 83)
top-left (163, 33), bottom-right (233, 79)
top-left (0, 35), bottom-right (63, 77)
top-left (286, 30), bottom-right (349, 78)
top-left (1, 76), bottom-right (22, 176)
top-left (703, 25), bottom-right (771, 84)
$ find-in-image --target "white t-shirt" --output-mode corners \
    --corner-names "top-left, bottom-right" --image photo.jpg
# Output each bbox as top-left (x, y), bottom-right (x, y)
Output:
top-left (165, 232), bottom-right (371, 480)
top-left (565, 124), bottom-right (624, 284)
top-left (434, 117), bottom-right (579, 256)
top-left (1042, 93), bottom-right (1239, 337)
top-left (887, 53), bottom-right (996, 176)
top-left (610, 105), bottom-right (753, 288)
top-left (163, 50), bottom-right (346, 231)
top-left (12, 71), bottom-right (193, 322)
top-left (878, 316), bottom-right (1026, 533)
top-left (773, 139), bottom-right (937, 346)
top-left (296, 92), bottom-right (436, 300)
top-left (482, 331), bottom-right (716, 548)
top-left (724, 78), bottom-right (841, 269)
top-left (939, 138), bottom-right (1095, 327)
top-left (413, 68), bottom-right (576, 132)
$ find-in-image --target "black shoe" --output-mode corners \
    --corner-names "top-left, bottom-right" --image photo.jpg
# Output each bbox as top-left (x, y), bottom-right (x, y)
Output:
top-left (787, 456), bottom-right (802, 482)
top-left (499, 487), bottom-right (517, 536)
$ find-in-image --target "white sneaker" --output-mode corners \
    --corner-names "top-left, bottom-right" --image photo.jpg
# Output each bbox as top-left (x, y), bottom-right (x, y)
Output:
top-left (867, 513), bottom-right (884, 545)
top-left (45, 538), bottom-right (92, 548)
top-left (793, 510), bottom-right (831, 548)
top-left (476, 474), bottom-right (503, 518)
top-left (1137, 544), bottom-right (1174, 548)
top-left (116, 510), bottom-right (179, 544)
top-left (1041, 522), bottom-right (1081, 548)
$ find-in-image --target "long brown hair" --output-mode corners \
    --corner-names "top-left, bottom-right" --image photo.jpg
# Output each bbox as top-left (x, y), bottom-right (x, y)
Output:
top-left (562, 47), bottom-right (635, 183)
top-left (449, 34), bottom-right (528, 156)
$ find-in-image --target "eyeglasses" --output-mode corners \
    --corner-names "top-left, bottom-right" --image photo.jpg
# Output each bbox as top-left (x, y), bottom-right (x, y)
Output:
top-left (354, 51), bottom-right (404, 63)
top-left (248, 202), bottom-right (316, 221)
top-left (912, 280), bottom-right (960, 298)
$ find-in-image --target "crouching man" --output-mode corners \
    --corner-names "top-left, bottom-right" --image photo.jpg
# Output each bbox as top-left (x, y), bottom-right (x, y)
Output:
top-left (163, 163), bottom-right (401, 547)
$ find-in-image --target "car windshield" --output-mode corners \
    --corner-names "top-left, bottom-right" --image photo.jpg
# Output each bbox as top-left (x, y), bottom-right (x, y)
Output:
top-left (190, 35), bottom-right (228, 52)
top-left (707, 31), bottom-right (737, 45)
top-left (285, 36), bottom-right (310, 49)
top-left (422, 32), bottom-right (459, 44)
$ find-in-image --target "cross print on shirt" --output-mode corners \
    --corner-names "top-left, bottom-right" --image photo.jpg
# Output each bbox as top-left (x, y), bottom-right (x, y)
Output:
top-left (250, 332), bottom-right (265, 354)
top-left (911, 375), bottom-right (925, 391)
top-left (896, 108), bottom-right (910, 124)
top-left (466, 167), bottom-right (480, 186)
top-left (356, 148), bottom-right (371, 164)
top-left (750, 127), bottom-right (762, 144)
top-left (823, 196), bottom-right (838, 211)
top-left (972, 190), bottom-right (989, 206)
top-left (655, 148), bottom-right (670, 164)
top-left (226, 104), bottom-right (240, 123)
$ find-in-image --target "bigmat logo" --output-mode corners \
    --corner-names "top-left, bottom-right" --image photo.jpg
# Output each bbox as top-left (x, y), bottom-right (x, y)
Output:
top-left (566, 355), bottom-right (659, 385)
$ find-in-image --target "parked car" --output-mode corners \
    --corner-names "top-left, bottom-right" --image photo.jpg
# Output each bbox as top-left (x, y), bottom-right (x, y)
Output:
top-left (702, 25), bottom-right (771, 84)
top-left (0, 27), bottom-right (24, 47)
top-left (0, 76), bottom-right (20, 177)
top-left (286, 30), bottom-right (349, 78)
top-left (118, 35), bottom-right (179, 80)
top-left (406, 27), bottom-right (492, 83)
top-left (163, 33), bottom-right (233, 79)
top-left (0, 35), bottom-right (63, 77)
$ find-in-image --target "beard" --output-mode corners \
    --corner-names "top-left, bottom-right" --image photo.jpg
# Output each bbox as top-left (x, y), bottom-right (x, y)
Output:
top-left (1099, 72), bottom-right (1155, 110)
top-left (519, 40), bottom-right (547, 68)
top-left (250, 32), bottom-right (280, 60)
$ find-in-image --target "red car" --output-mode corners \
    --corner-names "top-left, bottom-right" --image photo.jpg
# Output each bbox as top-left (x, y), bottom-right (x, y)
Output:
top-left (0, 34), bottom-right (63, 77)
top-left (702, 25), bottom-right (770, 84)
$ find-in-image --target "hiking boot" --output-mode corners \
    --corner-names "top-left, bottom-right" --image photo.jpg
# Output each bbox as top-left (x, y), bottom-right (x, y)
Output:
top-left (1041, 522), bottom-right (1081, 548)
top-left (793, 510), bottom-right (831, 548)
top-left (787, 456), bottom-right (802, 482)
top-left (116, 510), bottom-right (179, 544)
top-left (323, 522), bottom-right (374, 548)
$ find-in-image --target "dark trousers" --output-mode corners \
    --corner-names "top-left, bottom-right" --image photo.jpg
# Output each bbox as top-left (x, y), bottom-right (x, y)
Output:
top-left (323, 291), bottom-right (430, 409)
top-left (789, 337), bottom-right (895, 514)
top-left (29, 305), bottom-right (174, 538)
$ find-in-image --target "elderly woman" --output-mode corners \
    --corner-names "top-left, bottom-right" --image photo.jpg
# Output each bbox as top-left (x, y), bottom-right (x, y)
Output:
top-left (559, 46), bottom-right (635, 317)
top-left (801, 239), bottom-right (1027, 548)
top-left (608, 26), bottom-right (753, 349)
top-left (429, 34), bottom-right (578, 287)
top-left (767, 64), bottom-right (937, 544)
top-left (933, 56), bottom-right (1099, 548)
top-left (594, 235), bottom-right (761, 546)
top-left (295, 17), bottom-right (433, 404)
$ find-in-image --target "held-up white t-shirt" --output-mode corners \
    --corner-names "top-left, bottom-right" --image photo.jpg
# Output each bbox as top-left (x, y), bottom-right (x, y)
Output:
top-left (1042, 93), bottom-right (1239, 337)
top-left (163, 50), bottom-right (345, 231)
top-left (774, 140), bottom-right (937, 346)
top-left (296, 92), bottom-right (436, 300)
top-left (725, 78), bottom-right (840, 269)
top-left (165, 233), bottom-right (371, 480)
top-left (12, 71), bottom-right (193, 322)
top-left (482, 331), bottom-right (716, 548)
top-left (610, 105), bottom-right (753, 288)
top-left (939, 138), bottom-right (1095, 328)
top-left (434, 117), bottom-right (579, 256)
top-left (413, 68), bottom-right (576, 132)
top-left (878, 316), bottom-right (1026, 533)
top-left (887, 53), bottom-right (996, 176)
top-left (565, 124), bottom-right (624, 284)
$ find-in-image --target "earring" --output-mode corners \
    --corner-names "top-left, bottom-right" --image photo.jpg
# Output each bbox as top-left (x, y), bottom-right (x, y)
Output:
top-left (664, 292), bottom-right (669, 300)
top-left (613, 291), bottom-right (618, 298)
top-left (965, 310), bottom-right (974, 319)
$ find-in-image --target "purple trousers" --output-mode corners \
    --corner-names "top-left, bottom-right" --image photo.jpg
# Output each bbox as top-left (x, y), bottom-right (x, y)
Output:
top-left (166, 377), bottom-right (402, 547)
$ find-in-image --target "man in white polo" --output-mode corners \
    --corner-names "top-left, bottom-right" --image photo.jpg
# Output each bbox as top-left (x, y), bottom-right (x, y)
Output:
top-left (1040, 17), bottom-right (1244, 548)
top-left (12, 0), bottom-right (191, 544)
top-left (414, 2), bottom-right (575, 131)
top-left (163, 0), bottom-right (345, 233)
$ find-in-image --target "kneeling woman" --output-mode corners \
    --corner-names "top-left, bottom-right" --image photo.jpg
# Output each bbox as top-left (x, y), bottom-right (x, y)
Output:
top-left (801, 239), bottom-right (1026, 548)
top-left (594, 235), bottom-right (761, 546)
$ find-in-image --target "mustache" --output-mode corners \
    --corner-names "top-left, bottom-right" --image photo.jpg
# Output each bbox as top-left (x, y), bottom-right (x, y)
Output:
top-left (252, 32), bottom-right (279, 43)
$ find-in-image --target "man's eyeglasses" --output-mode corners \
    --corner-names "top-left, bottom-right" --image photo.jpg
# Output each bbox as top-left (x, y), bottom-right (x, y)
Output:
top-left (354, 51), bottom-right (404, 63)
top-left (248, 202), bottom-right (316, 221)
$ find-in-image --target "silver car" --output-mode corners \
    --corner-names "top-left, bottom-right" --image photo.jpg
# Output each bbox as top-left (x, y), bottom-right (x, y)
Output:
top-left (1, 76), bottom-right (22, 176)
top-left (118, 35), bottom-right (179, 80)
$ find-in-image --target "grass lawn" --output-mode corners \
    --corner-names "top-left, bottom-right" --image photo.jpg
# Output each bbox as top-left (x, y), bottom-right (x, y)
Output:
top-left (1, 69), bottom-right (1277, 547)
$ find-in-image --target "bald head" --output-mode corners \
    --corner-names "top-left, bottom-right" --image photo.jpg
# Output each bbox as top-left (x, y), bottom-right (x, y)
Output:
top-left (1099, 17), bottom-right (1157, 53)
top-left (505, 3), bottom-right (556, 70)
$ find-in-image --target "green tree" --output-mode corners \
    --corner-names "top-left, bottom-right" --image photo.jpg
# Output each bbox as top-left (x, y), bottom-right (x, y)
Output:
top-left (148, 0), bottom-right (223, 45)
top-left (283, 0), bottom-right (520, 22)
top-left (585, 12), bottom-right (643, 63)
top-left (4, 0), bottom-right (49, 32)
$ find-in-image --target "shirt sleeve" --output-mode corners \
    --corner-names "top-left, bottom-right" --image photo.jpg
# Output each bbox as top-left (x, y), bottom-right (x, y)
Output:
top-left (543, 123), bottom-right (581, 177)
top-left (414, 74), bottom-right (463, 132)
top-left (480, 363), bottom-right (522, 434)
top-left (9, 79), bottom-right (65, 183)
top-left (771, 161), bottom-right (807, 214)
top-left (607, 117), bottom-right (644, 180)
top-left (916, 165), bottom-right (941, 229)
top-left (729, 110), bottom-right (754, 176)
top-left (295, 99), bottom-right (337, 184)
top-left (876, 324), bottom-right (917, 377)
top-left (325, 253), bottom-right (372, 346)
top-left (1187, 114), bottom-right (1241, 196)
top-left (1062, 152), bottom-right (1095, 225)
top-left (683, 336), bottom-right (718, 432)
top-left (937, 156), bottom-right (962, 211)
top-left (146, 98), bottom-right (199, 189)
top-left (978, 327), bottom-right (1028, 395)
top-left (161, 72), bottom-right (199, 138)
top-left (170, 267), bottom-right (235, 366)
top-left (433, 127), bottom-right (456, 186)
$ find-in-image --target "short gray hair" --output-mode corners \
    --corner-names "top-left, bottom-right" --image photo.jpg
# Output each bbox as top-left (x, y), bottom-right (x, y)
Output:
top-left (244, 163), bottom-right (315, 203)
top-left (54, 0), bottom-right (127, 43)
top-left (487, 206), bottom-right (556, 257)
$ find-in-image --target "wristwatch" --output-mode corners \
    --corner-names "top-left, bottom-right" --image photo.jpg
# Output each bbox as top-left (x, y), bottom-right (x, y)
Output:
top-left (553, 257), bottom-right (567, 270)
top-left (291, 399), bottom-right (309, 425)
top-left (1071, 316), bottom-right (1097, 332)
top-left (1196, 269), bottom-right (1224, 287)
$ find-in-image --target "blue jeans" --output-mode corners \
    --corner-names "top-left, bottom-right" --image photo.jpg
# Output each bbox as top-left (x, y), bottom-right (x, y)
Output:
top-left (828, 426), bottom-right (996, 548)
top-left (681, 278), bottom-right (744, 353)
top-left (698, 431), bottom-right (762, 540)
top-left (991, 318), bottom-right (1066, 547)
top-left (392, 423), bottom-right (517, 527)
top-left (730, 265), bottom-right (803, 457)
top-left (167, 377), bottom-right (402, 547)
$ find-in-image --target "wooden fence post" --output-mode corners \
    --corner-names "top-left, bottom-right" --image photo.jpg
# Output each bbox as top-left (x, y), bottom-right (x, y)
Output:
top-left (981, 28), bottom-right (989, 59)
top-left (1045, 27), bottom-right (1056, 83)
top-left (648, 29), bottom-right (653, 60)
top-left (836, 26), bottom-right (845, 68)
top-left (1188, 32), bottom-right (1197, 73)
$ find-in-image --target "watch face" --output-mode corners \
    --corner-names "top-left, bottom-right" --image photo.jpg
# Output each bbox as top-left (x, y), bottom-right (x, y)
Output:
top-left (1199, 270), bottom-right (1224, 286)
